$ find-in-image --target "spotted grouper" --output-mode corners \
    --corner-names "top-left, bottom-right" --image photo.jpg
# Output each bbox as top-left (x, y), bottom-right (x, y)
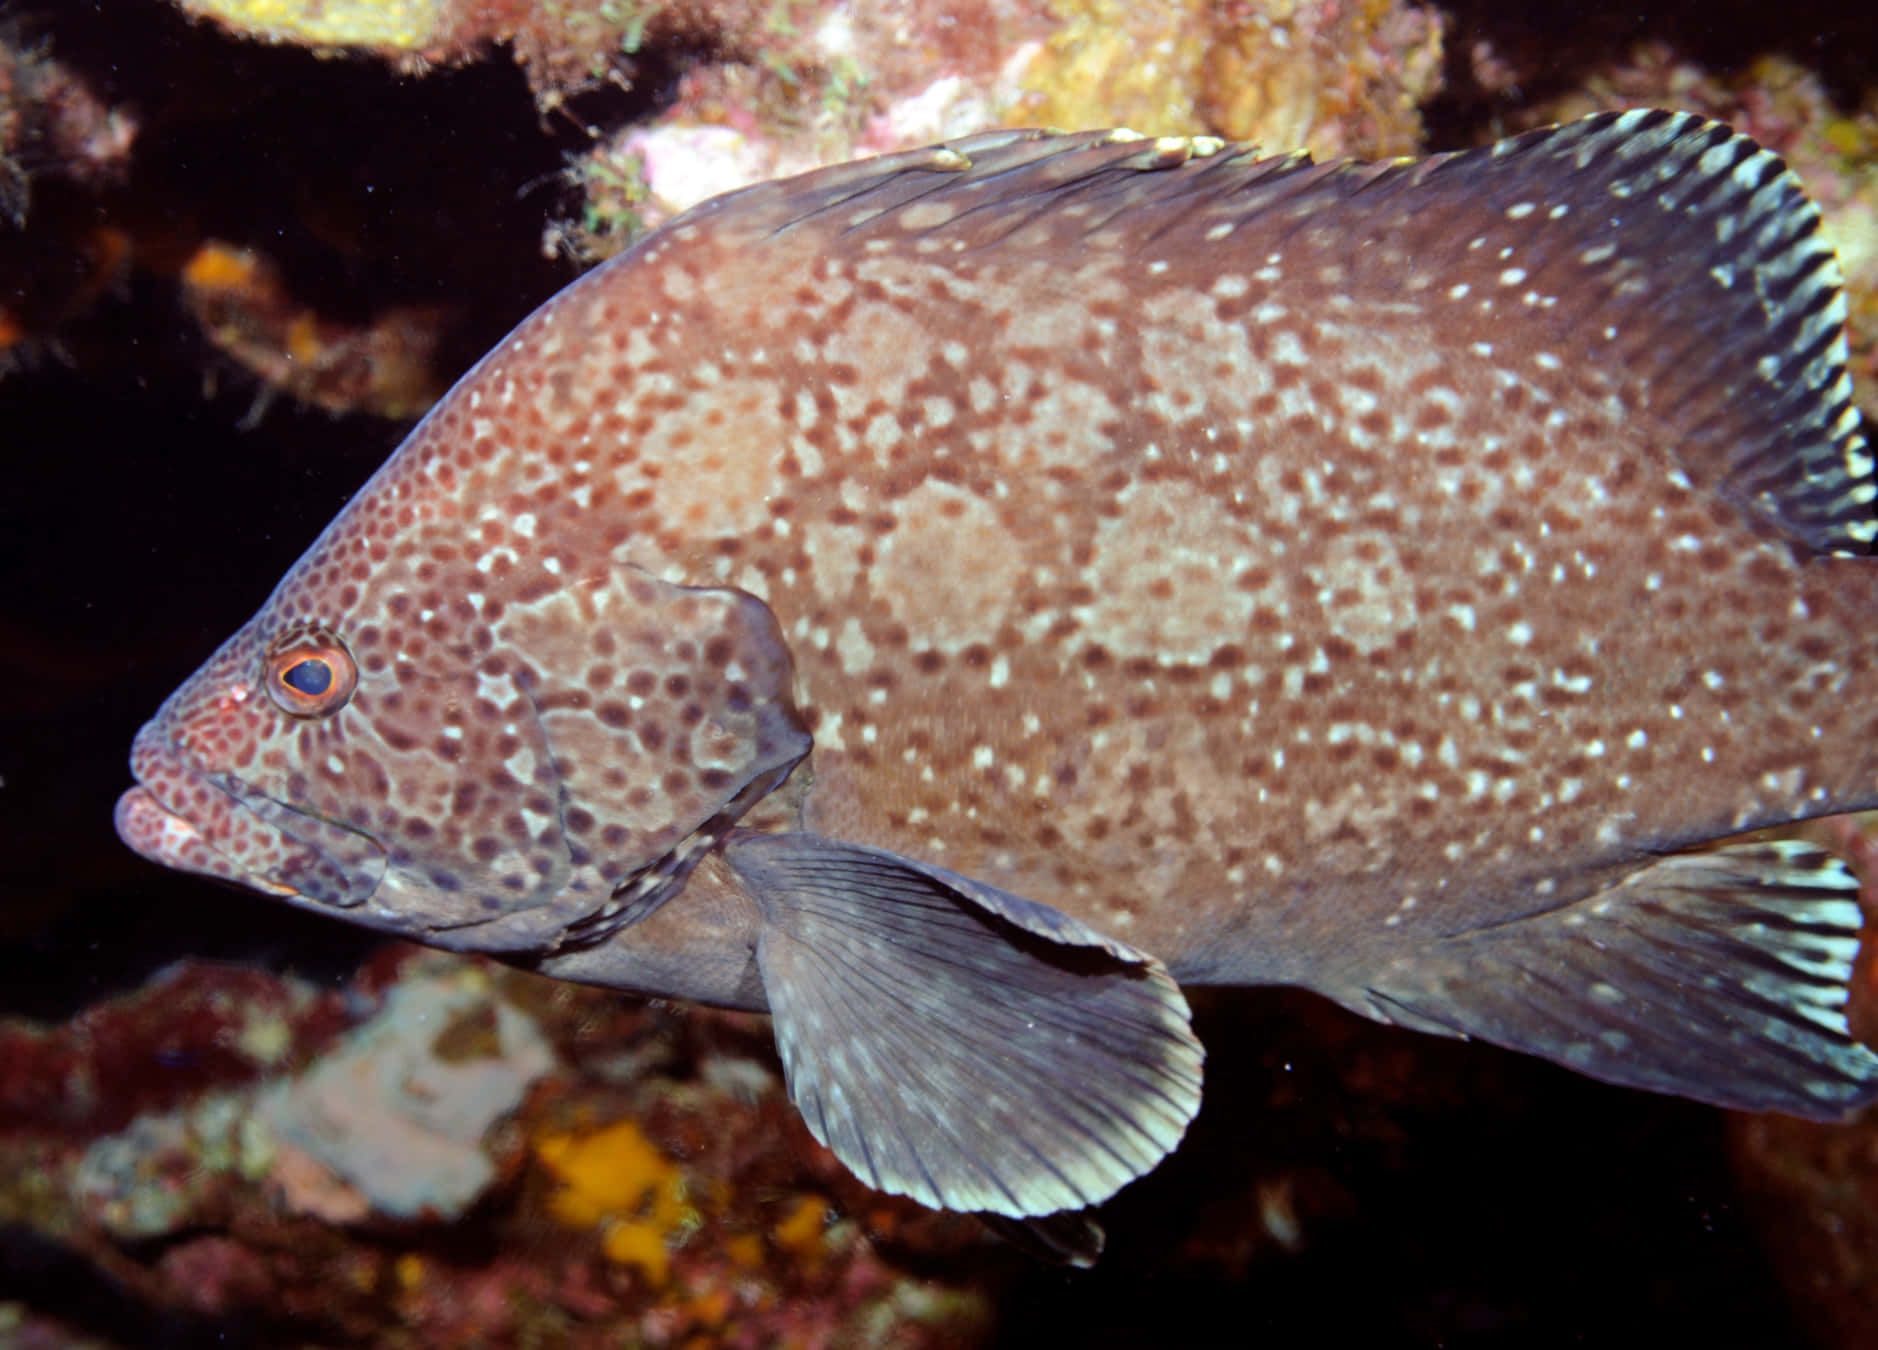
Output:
top-left (119, 111), bottom-right (1878, 1231)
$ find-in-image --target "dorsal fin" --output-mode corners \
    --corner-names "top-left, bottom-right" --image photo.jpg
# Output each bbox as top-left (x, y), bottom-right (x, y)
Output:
top-left (664, 111), bottom-right (1875, 555)
top-left (1458, 110), bottom-right (1875, 555)
top-left (667, 126), bottom-right (1325, 255)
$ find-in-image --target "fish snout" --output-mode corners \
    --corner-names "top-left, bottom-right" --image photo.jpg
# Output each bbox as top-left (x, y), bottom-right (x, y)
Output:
top-left (119, 721), bottom-right (385, 905)
top-left (115, 781), bottom-right (285, 892)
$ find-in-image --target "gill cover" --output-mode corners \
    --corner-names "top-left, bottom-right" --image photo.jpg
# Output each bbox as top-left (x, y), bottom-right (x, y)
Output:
top-left (241, 563), bottom-right (805, 950)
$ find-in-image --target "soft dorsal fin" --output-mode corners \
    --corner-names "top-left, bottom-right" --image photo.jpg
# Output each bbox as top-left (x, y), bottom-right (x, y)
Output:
top-left (1455, 110), bottom-right (1875, 555)
top-left (664, 112), bottom-right (1875, 555)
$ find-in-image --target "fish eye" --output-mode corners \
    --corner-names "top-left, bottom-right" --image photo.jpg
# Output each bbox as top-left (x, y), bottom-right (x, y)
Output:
top-left (263, 628), bottom-right (357, 717)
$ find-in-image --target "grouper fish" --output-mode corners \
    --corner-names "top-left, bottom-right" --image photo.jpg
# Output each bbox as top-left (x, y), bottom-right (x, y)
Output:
top-left (119, 110), bottom-right (1878, 1227)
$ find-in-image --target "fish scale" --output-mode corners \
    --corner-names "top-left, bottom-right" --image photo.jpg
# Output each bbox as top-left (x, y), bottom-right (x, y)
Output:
top-left (121, 111), bottom-right (1878, 1242)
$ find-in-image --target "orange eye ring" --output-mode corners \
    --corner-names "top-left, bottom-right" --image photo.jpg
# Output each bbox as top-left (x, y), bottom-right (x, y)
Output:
top-left (263, 628), bottom-right (358, 718)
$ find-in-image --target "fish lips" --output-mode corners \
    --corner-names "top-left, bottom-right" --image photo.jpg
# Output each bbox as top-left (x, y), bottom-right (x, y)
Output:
top-left (117, 721), bottom-right (387, 908)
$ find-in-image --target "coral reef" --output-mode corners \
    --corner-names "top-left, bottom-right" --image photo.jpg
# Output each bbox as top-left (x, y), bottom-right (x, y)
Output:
top-left (71, 1090), bottom-right (275, 1240)
top-left (557, 0), bottom-right (1445, 259)
top-left (0, 948), bottom-right (997, 1344)
top-left (1017, 0), bottom-right (1443, 157)
top-left (23, 957), bottom-right (556, 1249)
top-left (0, 960), bottom-right (348, 1136)
top-left (0, 31), bottom-right (135, 226)
top-left (9, 926), bottom-right (1868, 1343)
top-left (161, 0), bottom-right (1447, 260)
top-left (538, 0), bottom-right (1062, 259)
top-left (176, 0), bottom-right (454, 55)
top-left (180, 241), bottom-right (448, 420)
top-left (566, 0), bottom-right (1443, 256)
top-left (0, 30), bottom-right (135, 370)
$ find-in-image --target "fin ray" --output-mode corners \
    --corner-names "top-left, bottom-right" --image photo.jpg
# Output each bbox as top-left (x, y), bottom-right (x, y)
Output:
top-left (1362, 840), bottom-right (1878, 1118)
top-left (727, 831), bottom-right (1202, 1217)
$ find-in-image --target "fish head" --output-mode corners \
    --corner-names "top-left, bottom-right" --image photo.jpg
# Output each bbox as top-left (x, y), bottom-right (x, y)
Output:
top-left (117, 404), bottom-right (811, 969)
top-left (117, 617), bottom-right (387, 908)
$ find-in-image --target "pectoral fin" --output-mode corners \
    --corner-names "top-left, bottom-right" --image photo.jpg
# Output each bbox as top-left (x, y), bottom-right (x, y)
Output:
top-left (724, 831), bottom-right (1203, 1218)
top-left (1363, 839), bottom-right (1878, 1118)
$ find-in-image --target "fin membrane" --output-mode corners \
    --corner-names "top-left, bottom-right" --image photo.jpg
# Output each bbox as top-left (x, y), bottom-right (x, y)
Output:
top-left (1364, 839), bottom-right (1878, 1119)
top-left (725, 831), bottom-right (1203, 1217)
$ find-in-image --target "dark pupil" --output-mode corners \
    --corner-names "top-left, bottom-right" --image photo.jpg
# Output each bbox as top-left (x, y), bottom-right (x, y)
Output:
top-left (282, 658), bottom-right (333, 697)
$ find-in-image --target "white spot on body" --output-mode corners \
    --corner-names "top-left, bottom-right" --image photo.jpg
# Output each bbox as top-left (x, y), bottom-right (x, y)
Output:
top-left (835, 619), bottom-right (874, 675)
top-left (476, 671), bottom-right (517, 706)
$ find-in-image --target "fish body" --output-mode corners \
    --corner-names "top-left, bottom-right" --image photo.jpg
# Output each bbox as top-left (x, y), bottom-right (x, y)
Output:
top-left (120, 111), bottom-right (1878, 1223)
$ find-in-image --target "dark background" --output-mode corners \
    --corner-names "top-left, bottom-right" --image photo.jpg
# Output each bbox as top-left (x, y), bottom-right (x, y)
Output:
top-left (5, 0), bottom-right (1878, 1344)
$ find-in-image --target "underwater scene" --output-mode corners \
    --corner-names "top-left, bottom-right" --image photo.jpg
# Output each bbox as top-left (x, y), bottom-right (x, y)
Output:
top-left (6, 0), bottom-right (1878, 1345)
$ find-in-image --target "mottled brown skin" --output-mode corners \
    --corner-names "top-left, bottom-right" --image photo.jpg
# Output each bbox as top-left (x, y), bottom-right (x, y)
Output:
top-left (121, 116), bottom-right (1878, 1149)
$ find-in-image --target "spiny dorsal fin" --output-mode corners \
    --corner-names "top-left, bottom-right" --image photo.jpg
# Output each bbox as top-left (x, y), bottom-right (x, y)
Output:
top-left (667, 111), bottom-right (1875, 555)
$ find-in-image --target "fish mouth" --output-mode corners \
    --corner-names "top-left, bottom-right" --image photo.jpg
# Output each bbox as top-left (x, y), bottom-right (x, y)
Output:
top-left (117, 722), bottom-right (386, 907)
